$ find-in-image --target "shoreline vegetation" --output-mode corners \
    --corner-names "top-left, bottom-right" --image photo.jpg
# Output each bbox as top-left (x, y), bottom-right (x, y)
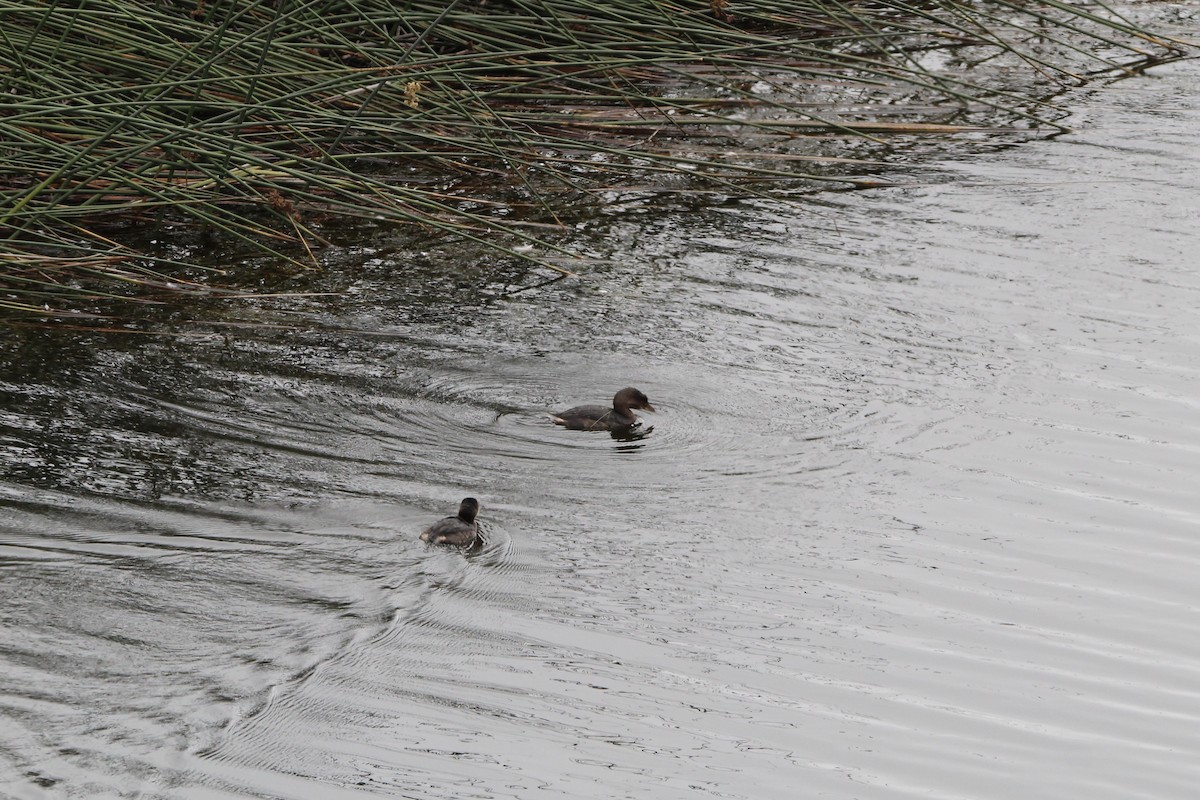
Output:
top-left (0, 0), bottom-right (1185, 319)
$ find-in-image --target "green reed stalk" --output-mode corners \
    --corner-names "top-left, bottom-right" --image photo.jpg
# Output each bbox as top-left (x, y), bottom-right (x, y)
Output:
top-left (0, 0), bottom-right (1184, 317)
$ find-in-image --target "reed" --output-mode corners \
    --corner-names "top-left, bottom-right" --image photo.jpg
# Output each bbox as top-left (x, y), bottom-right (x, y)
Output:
top-left (0, 0), bottom-right (1182, 316)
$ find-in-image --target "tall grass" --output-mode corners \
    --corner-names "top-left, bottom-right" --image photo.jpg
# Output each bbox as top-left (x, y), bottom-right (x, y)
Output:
top-left (0, 0), bottom-right (1182, 316)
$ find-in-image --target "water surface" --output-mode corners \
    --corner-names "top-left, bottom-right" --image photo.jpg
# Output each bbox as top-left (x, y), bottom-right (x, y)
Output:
top-left (2, 50), bottom-right (1199, 800)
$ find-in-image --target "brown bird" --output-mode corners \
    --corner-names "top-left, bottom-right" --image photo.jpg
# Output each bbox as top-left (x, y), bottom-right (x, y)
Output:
top-left (419, 498), bottom-right (481, 546)
top-left (550, 387), bottom-right (655, 431)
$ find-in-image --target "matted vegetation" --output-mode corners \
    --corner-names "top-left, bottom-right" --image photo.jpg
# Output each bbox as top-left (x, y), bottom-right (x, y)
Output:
top-left (0, 0), bottom-right (1184, 316)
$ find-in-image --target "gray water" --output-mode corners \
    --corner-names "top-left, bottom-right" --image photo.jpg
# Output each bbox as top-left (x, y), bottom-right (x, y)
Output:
top-left (3, 49), bottom-right (1200, 800)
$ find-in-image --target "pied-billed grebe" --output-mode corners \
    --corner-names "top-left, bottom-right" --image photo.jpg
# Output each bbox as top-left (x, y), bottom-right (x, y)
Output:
top-left (419, 497), bottom-right (481, 546)
top-left (550, 387), bottom-right (655, 431)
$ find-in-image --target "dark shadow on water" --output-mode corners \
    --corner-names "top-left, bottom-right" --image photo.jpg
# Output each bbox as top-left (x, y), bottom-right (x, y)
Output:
top-left (611, 424), bottom-right (653, 451)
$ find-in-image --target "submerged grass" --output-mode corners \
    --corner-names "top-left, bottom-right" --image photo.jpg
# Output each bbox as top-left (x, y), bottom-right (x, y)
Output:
top-left (0, 0), bottom-right (1185, 317)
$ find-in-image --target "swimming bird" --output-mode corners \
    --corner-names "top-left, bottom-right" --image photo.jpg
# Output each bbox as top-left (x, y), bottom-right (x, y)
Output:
top-left (550, 387), bottom-right (655, 431)
top-left (419, 497), bottom-right (481, 546)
